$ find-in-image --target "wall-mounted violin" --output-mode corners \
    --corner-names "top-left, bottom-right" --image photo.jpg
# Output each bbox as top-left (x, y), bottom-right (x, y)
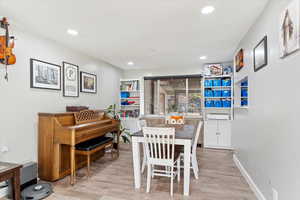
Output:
top-left (0, 17), bottom-right (16, 81)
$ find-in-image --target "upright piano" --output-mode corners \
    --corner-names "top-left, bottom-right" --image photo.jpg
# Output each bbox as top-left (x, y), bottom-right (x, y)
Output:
top-left (38, 110), bottom-right (120, 183)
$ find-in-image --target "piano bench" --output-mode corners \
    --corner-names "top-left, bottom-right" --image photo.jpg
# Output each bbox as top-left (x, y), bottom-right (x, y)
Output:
top-left (75, 136), bottom-right (115, 179)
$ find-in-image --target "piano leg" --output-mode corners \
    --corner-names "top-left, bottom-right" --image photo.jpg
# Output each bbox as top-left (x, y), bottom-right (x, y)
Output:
top-left (70, 146), bottom-right (75, 185)
top-left (117, 130), bottom-right (120, 157)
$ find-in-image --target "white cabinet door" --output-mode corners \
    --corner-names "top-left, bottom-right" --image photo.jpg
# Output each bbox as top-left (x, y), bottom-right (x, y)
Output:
top-left (204, 120), bottom-right (218, 147)
top-left (204, 120), bottom-right (232, 149)
top-left (217, 120), bottom-right (231, 148)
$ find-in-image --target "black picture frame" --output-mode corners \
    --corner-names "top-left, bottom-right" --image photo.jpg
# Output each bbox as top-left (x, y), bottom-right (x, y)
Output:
top-left (30, 58), bottom-right (61, 90)
top-left (63, 62), bottom-right (79, 97)
top-left (80, 71), bottom-right (97, 94)
top-left (254, 36), bottom-right (268, 72)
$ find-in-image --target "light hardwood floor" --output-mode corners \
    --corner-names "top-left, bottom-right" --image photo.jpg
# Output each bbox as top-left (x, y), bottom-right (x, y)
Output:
top-left (6, 144), bottom-right (257, 200)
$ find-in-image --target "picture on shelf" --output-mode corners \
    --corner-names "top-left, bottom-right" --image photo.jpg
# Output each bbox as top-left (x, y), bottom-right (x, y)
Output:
top-left (235, 49), bottom-right (244, 72)
top-left (63, 62), bottom-right (79, 97)
top-left (279, 0), bottom-right (300, 58)
top-left (30, 58), bottom-right (61, 90)
top-left (254, 36), bottom-right (268, 72)
top-left (208, 64), bottom-right (223, 75)
top-left (80, 71), bottom-right (97, 93)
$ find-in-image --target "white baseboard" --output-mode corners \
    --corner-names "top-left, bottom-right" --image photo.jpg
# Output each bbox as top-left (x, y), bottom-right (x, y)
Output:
top-left (0, 186), bottom-right (8, 198)
top-left (233, 154), bottom-right (266, 200)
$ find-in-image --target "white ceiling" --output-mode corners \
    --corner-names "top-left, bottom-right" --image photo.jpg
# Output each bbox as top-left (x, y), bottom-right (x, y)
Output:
top-left (0, 0), bottom-right (269, 70)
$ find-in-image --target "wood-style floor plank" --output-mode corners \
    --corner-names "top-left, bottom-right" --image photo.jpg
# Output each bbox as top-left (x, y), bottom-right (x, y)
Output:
top-left (1, 144), bottom-right (256, 200)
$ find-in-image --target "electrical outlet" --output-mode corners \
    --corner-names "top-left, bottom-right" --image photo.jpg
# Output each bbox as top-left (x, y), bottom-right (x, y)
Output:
top-left (272, 188), bottom-right (278, 200)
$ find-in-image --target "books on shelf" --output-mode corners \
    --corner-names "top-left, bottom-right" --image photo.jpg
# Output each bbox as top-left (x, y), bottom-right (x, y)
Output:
top-left (120, 80), bottom-right (139, 91)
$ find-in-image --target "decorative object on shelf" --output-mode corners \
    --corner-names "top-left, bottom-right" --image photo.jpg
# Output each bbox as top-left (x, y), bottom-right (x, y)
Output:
top-left (30, 59), bottom-right (61, 90)
top-left (63, 62), bottom-right (79, 97)
top-left (165, 114), bottom-right (185, 125)
top-left (279, 0), bottom-right (299, 58)
top-left (223, 65), bottom-right (233, 75)
top-left (208, 64), bottom-right (223, 75)
top-left (0, 17), bottom-right (16, 81)
top-left (120, 79), bottom-right (139, 91)
top-left (80, 71), bottom-right (97, 93)
top-left (254, 36), bottom-right (268, 72)
top-left (235, 49), bottom-right (244, 72)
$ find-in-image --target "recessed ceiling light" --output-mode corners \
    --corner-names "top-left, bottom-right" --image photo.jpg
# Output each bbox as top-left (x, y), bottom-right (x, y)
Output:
top-left (201, 6), bottom-right (215, 15)
top-left (200, 56), bottom-right (207, 60)
top-left (127, 61), bottom-right (134, 66)
top-left (67, 29), bottom-right (79, 36)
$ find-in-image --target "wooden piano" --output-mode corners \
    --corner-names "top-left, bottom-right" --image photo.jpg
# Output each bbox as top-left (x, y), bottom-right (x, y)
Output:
top-left (38, 110), bottom-right (120, 184)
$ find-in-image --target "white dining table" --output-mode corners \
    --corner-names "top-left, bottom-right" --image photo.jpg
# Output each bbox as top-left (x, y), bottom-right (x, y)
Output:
top-left (131, 125), bottom-right (195, 196)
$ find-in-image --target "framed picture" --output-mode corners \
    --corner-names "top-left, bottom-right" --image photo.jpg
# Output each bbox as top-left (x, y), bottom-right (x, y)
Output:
top-left (80, 71), bottom-right (97, 93)
top-left (30, 58), bottom-right (61, 90)
top-left (235, 49), bottom-right (244, 72)
top-left (208, 64), bottom-right (223, 75)
top-left (63, 62), bottom-right (79, 97)
top-left (279, 0), bottom-right (300, 58)
top-left (254, 36), bottom-right (268, 72)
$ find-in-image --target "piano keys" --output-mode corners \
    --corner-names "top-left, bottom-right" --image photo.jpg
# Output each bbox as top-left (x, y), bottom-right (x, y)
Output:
top-left (38, 110), bottom-right (120, 183)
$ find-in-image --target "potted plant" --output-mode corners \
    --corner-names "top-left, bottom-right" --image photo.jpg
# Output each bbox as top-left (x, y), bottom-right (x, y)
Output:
top-left (105, 104), bottom-right (132, 143)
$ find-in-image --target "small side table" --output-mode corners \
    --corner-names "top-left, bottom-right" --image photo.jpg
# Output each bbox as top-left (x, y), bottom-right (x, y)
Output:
top-left (0, 162), bottom-right (22, 200)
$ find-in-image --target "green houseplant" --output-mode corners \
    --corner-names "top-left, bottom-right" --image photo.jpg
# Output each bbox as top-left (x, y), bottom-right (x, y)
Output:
top-left (105, 104), bottom-right (132, 143)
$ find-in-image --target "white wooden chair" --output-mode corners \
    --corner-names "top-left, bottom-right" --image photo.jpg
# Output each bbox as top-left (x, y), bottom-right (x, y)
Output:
top-left (142, 127), bottom-right (181, 196)
top-left (137, 120), bottom-right (148, 173)
top-left (176, 121), bottom-right (203, 179)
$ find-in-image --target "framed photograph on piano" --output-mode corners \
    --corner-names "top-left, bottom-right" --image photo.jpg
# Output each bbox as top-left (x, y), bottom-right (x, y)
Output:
top-left (63, 62), bottom-right (79, 97)
top-left (80, 71), bottom-right (97, 94)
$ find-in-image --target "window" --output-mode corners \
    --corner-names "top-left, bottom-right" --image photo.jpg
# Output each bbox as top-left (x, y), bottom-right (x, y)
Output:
top-left (144, 75), bottom-right (202, 116)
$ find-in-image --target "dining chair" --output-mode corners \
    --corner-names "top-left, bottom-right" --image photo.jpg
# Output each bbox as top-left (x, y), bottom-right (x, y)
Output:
top-left (176, 121), bottom-right (203, 179)
top-left (137, 120), bottom-right (148, 173)
top-left (142, 127), bottom-right (181, 196)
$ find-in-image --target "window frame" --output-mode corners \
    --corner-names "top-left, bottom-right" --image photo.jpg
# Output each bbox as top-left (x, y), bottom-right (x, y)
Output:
top-left (143, 74), bottom-right (202, 117)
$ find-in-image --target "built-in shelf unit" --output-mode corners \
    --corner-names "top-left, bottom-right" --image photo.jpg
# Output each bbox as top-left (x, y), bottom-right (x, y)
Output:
top-left (234, 76), bottom-right (249, 109)
top-left (202, 74), bottom-right (234, 150)
top-left (120, 79), bottom-right (140, 118)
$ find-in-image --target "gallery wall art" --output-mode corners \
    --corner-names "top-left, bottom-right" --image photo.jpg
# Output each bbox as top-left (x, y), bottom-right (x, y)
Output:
top-left (279, 0), bottom-right (300, 58)
top-left (63, 62), bottom-right (79, 97)
top-left (235, 49), bottom-right (244, 72)
top-left (80, 71), bottom-right (97, 94)
top-left (254, 36), bottom-right (268, 72)
top-left (30, 58), bottom-right (61, 90)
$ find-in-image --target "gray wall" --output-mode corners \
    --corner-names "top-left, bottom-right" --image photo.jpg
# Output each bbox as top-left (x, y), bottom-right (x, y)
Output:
top-left (0, 29), bottom-right (122, 163)
top-left (232, 0), bottom-right (300, 199)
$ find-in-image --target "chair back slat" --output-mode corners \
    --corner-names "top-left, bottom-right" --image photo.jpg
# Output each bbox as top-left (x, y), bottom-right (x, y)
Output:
top-left (162, 136), bottom-right (166, 159)
top-left (153, 134), bottom-right (158, 158)
top-left (143, 127), bottom-right (175, 165)
top-left (157, 135), bottom-right (162, 159)
top-left (167, 134), bottom-right (170, 160)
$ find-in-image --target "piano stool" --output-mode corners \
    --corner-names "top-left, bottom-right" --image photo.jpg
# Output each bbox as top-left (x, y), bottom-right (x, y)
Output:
top-left (75, 136), bottom-right (115, 181)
